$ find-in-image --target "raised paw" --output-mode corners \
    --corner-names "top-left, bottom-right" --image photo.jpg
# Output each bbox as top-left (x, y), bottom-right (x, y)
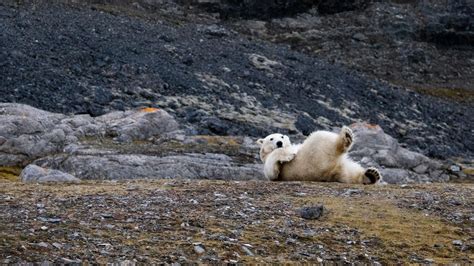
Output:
top-left (341, 126), bottom-right (354, 151)
top-left (363, 167), bottom-right (381, 185)
top-left (279, 153), bottom-right (296, 163)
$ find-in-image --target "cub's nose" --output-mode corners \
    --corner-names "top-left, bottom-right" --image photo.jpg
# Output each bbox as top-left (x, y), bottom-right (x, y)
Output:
top-left (276, 141), bottom-right (283, 148)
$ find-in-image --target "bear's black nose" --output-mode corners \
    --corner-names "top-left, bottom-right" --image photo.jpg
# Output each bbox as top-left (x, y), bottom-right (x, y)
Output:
top-left (276, 141), bottom-right (283, 148)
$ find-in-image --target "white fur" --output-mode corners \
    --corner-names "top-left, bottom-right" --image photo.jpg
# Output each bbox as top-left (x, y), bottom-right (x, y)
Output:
top-left (258, 127), bottom-right (380, 184)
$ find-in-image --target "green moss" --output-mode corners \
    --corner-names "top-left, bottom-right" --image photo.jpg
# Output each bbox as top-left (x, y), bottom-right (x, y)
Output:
top-left (0, 166), bottom-right (22, 182)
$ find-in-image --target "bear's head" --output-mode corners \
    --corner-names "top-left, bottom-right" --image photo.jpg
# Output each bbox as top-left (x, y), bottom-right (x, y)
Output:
top-left (256, 133), bottom-right (291, 162)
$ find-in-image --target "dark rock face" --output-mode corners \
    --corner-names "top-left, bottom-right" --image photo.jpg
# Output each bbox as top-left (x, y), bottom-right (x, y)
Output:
top-left (191, 0), bottom-right (317, 19)
top-left (421, 14), bottom-right (474, 46)
top-left (318, 0), bottom-right (370, 14)
top-left (189, 0), bottom-right (371, 19)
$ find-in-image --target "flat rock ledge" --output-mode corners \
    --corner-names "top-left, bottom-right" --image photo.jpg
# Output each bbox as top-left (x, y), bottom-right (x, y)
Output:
top-left (0, 103), bottom-right (455, 183)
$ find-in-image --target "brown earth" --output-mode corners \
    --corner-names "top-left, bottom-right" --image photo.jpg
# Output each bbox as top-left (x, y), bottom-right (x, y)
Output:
top-left (1, 178), bottom-right (472, 264)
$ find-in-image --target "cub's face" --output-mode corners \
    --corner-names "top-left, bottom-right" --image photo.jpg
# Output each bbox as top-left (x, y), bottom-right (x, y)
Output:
top-left (257, 133), bottom-right (291, 162)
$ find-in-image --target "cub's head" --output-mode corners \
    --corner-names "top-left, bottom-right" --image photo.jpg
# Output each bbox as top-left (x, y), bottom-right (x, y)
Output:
top-left (256, 133), bottom-right (291, 162)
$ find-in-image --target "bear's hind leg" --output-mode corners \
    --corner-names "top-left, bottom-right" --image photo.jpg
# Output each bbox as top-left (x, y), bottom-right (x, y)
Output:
top-left (336, 126), bottom-right (354, 154)
top-left (363, 167), bottom-right (381, 184)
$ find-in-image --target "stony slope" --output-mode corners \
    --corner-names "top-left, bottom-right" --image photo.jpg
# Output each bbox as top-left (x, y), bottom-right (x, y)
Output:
top-left (0, 1), bottom-right (472, 159)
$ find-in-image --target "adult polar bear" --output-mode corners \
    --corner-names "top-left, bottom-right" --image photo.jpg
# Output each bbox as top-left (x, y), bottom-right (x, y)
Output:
top-left (257, 126), bottom-right (381, 184)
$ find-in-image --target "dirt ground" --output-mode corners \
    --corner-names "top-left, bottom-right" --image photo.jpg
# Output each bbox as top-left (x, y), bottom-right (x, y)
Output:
top-left (1, 179), bottom-right (472, 264)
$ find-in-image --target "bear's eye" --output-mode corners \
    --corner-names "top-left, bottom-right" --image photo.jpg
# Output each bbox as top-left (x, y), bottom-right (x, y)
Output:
top-left (270, 138), bottom-right (273, 141)
top-left (281, 136), bottom-right (284, 139)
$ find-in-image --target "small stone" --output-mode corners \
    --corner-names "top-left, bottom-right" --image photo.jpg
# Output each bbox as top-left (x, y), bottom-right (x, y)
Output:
top-left (300, 205), bottom-right (324, 220)
top-left (342, 189), bottom-right (362, 196)
top-left (62, 258), bottom-right (82, 263)
top-left (101, 213), bottom-right (113, 219)
top-left (452, 240), bottom-right (463, 246)
top-left (37, 242), bottom-right (49, 248)
top-left (450, 165), bottom-right (461, 172)
top-left (39, 217), bottom-right (62, 223)
top-left (194, 245), bottom-right (205, 255)
top-left (200, 24), bottom-right (230, 37)
top-left (413, 164), bottom-right (429, 174)
top-left (352, 33), bottom-right (368, 42)
top-left (98, 243), bottom-right (112, 249)
top-left (294, 192), bottom-right (307, 197)
top-left (52, 242), bottom-right (63, 249)
top-left (105, 224), bottom-right (115, 229)
top-left (40, 226), bottom-right (48, 231)
top-left (241, 246), bottom-right (254, 256)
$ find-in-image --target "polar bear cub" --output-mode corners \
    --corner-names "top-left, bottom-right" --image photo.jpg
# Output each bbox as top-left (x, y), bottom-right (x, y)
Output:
top-left (257, 127), bottom-right (381, 184)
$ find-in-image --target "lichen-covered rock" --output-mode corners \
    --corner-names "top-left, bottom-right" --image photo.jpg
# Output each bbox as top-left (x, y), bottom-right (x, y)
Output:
top-left (20, 164), bottom-right (80, 183)
top-left (99, 108), bottom-right (179, 142)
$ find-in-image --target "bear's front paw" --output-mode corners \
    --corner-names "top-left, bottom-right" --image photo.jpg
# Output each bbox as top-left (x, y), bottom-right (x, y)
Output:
top-left (363, 167), bottom-right (381, 184)
top-left (280, 153), bottom-right (296, 163)
top-left (341, 126), bottom-right (354, 150)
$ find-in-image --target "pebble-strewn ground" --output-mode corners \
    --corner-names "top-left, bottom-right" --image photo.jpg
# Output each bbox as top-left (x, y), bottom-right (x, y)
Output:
top-left (0, 180), bottom-right (473, 264)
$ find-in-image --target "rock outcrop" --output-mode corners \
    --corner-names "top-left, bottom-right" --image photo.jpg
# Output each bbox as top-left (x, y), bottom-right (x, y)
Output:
top-left (0, 103), bottom-right (178, 166)
top-left (0, 103), bottom-right (459, 184)
top-left (349, 123), bottom-right (447, 184)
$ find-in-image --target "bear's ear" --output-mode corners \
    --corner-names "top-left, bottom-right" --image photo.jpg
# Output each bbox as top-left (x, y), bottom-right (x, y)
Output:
top-left (256, 139), bottom-right (264, 145)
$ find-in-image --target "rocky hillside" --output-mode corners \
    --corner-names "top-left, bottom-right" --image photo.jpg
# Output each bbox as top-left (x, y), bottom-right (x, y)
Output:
top-left (1, 0), bottom-right (473, 264)
top-left (0, 0), bottom-right (473, 160)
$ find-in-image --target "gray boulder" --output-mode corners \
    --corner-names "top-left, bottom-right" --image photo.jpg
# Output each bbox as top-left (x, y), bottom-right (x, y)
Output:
top-left (98, 108), bottom-right (179, 142)
top-left (0, 104), bottom-right (67, 166)
top-left (20, 164), bottom-right (80, 183)
top-left (350, 123), bottom-right (446, 184)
